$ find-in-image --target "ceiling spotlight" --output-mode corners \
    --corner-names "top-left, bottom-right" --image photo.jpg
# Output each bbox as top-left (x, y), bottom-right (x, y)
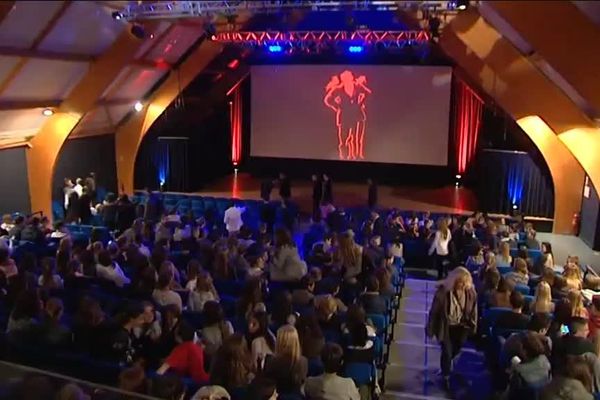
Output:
top-left (455, 174), bottom-right (462, 179)
top-left (134, 101), bottom-right (143, 112)
top-left (111, 11), bottom-right (123, 20)
top-left (42, 108), bottom-right (54, 116)
top-left (512, 204), bottom-right (518, 210)
top-left (130, 24), bottom-right (146, 40)
top-left (457, 0), bottom-right (469, 10)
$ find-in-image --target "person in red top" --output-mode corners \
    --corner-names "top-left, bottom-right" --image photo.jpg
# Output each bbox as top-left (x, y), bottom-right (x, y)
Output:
top-left (588, 296), bottom-right (600, 339)
top-left (157, 324), bottom-right (210, 384)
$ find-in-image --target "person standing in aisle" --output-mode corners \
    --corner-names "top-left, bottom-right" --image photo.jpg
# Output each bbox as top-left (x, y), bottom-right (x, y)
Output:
top-left (311, 174), bottom-right (323, 223)
top-left (367, 178), bottom-right (377, 210)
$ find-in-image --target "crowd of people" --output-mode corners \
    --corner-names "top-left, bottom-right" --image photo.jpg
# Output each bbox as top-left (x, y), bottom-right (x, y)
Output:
top-left (0, 180), bottom-right (405, 400)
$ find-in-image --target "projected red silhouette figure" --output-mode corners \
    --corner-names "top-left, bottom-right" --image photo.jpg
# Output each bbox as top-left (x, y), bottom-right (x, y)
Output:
top-left (323, 71), bottom-right (372, 160)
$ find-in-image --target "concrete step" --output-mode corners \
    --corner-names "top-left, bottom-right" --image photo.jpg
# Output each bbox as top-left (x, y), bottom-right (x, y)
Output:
top-left (395, 309), bottom-right (428, 325)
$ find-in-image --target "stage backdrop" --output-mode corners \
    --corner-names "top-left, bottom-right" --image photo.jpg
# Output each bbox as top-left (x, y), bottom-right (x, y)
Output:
top-left (250, 65), bottom-right (452, 165)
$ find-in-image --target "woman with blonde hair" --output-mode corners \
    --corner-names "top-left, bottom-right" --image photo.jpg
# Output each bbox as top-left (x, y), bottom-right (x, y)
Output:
top-left (505, 258), bottom-right (530, 287)
top-left (334, 230), bottom-right (363, 283)
top-left (427, 267), bottom-right (477, 386)
top-left (531, 281), bottom-right (555, 314)
top-left (496, 242), bottom-right (512, 269)
top-left (429, 218), bottom-right (452, 280)
top-left (564, 263), bottom-right (583, 291)
top-left (568, 290), bottom-right (589, 319)
top-left (264, 324), bottom-right (308, 395)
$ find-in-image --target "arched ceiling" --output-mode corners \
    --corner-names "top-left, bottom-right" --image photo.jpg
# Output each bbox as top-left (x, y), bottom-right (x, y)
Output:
top-left (0, 0), bottom-right (213, 147)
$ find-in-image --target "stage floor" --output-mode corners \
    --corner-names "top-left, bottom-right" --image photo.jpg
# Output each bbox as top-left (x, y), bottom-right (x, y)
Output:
top-left (192, 172), bottom-right (478, 215)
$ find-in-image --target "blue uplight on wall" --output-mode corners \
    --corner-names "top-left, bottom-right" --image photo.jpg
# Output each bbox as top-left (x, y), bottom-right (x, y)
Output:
top-left (507, 163), bottom-right (524, 209)
top-left (268, 45), bottom-right (283, 53)
top-left (348, 45), bottom-right (364, 53)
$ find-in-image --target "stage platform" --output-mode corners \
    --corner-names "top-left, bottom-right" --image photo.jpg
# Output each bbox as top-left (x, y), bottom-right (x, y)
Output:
top-left (189, 172), bottom-right (478, 215)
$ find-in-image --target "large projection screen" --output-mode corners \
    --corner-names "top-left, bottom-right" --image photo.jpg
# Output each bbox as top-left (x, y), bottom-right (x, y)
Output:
top-left (250, 65), bottom-right (452, 165)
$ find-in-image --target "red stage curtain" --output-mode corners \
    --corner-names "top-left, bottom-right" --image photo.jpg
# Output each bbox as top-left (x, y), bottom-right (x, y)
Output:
top-left (454, 78), bottom-right (483, 174)
top-left (230, 87), bottom-right (242, 166)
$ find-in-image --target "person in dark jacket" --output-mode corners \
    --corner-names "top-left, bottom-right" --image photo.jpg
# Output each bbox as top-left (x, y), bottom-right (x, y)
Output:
top-left (116, 195), bottom-right (136, 234)
top-left (322, 174), bottom-right (333, 204)
top-left (278, 173), bottom-right (291, 201)
top-left (260, 178), bottom-right (274, 202)
top-left (495, 291), bottom-right (530, 331)
top-left (367, 178), bottom-right (377, 210)
top-left (359, 276), bottom-right (387, 315)
top-left (78, 188), bottom-right (93, 225)
top-left (311, 174), bottom-right (323, 222)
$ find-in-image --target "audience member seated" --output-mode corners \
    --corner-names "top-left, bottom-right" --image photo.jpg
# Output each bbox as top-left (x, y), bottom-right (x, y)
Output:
top-left (107, 304), bottom-right (145, 365)
top-left (188, 269), bottom-right (219, 312)
top-left (7, 289), bottom-right (41, 336)
top-left (270, 290), bottom-right (297, 329)
top-left (465, 243), bottom-right (485, 274)
top-left (269, 228), bottom-right (307, 282)
top-left (96, 249), bottom-right (130, 288)
top-left (531, 281), bottom-right (555, 314)
top-left (588, 296), bottom-right (600, 338)
top-left (292, 275), bottom-right (316, 308)
top-left (490, 277), bottom-right (512, 308)
top-left (503, 313), bottom-right (552, 362)
top-left (200, 301), bottom-right (234, 361)
top-left (0, 246), bottom-right (18, 278)
top-left (505, 332), bottom-right (551, 397)
top-left (237, 278), bottom-right (267, 322)
top-left (247, 310), bottom-right (275, 369)
top-left (542, 355), bottom-right (595, 400)
top-left (564, 263), bottom-right (583, 291)
top-left (505, 258), bottom-right (530, 287)
top-left (495, 291), bottom-right (530, 331)
top-left (359, 276), bottom-right (387, 315)
top-left (38, 257), bottom-right (64, 290)
top-left (552, 317), bottom-right (595, 369)
top-left (496, 242), bottom-right (513, 269)
top-left (210, 334), bottom-right (255, 396)
top-left (153, 269), bottom-right (183, 312)
top-left (334, 231), bottom-right (363, 283)
top-left (157, 323), bottom-right (210, 384)
top-left (305, 342), bottom-right (361, 400)
top-left (35, 297), bottom-right (71, 348)
top-left (263, 325), bottom-right (308, 395)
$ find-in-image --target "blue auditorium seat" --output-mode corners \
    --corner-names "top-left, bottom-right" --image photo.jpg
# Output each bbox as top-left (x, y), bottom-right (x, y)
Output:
top-left (514, 284), bottom-right (531, 296)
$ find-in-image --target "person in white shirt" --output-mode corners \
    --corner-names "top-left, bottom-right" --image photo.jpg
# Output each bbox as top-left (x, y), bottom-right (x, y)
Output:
top-left (96, 250), bottom-right (131, 288)
top-left (223, 201), bottom-right (246, 235)
top-left (63, 178), bottom-right (75, 210)
top-left (73, 178), bottom-right (84, 197)
top-left (429, 218), bottom-right (452, 280)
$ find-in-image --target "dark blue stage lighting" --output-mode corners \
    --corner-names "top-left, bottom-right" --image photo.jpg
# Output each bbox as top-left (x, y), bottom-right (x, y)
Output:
top-left (348, 45), bottom-right (364, 53)
top-left (268, 45), bottom-right (283, 53)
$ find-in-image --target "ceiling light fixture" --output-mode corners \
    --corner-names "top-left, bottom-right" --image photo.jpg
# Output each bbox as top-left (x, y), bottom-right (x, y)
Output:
top-left (457, 0), bottom-right (469, 11)
top-left (42, 108), bottom-right (54, 116)
top-left (134, 101), bottom-right (143, 112)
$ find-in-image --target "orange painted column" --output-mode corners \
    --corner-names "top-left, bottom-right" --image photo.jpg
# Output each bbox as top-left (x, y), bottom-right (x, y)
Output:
top-left (115, 40), bottom-right (223, 195)
top-left (26, 24), bottom-right (157, 218)
top-left (440, 26), bottom-right (584, 234)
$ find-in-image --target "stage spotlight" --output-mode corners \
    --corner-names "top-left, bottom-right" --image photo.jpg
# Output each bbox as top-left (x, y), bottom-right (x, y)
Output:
top-left (457, 0), bottom-right (469, 10)
top-left (130, 24), bottom-right (146, 40)
top-left (348, 45), bottom-right (364, 53)
top-left (455, 181), bottom-right (460, 187)
top-left (512, 204), bottom-right (518, 210)
top-left (455, 174), bottom-right (462, 179)
top-left (42, 108), bottom-right (54, 117)
top-left (111, 11), bottom-right (123, 20)
top-left (268, 44), bottom-right (283, 53)
top-left (134, 101), bottom-right (143, 112)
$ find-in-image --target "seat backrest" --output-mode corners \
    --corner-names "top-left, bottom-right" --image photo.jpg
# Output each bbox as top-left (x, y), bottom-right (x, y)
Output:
top-left (344, 362), bottom-right (374, 386)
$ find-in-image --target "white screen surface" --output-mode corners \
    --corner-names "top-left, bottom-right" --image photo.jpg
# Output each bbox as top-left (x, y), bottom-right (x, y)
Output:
top-left (250, 65), bottom-right (451, 165)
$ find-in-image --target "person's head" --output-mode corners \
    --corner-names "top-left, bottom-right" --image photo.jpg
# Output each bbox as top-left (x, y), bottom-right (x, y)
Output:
top-left (541, 267), bottom-right (556, 286)
top-left (441, 266), bottom-right (473, 292)
top-left (157, 269), bottom-right (174, 291)
top-left (321, 342), bottom-right (344, 374)
top-left (541, 242), bottom-right (553, 255)
top-left (191, 386), bottom-right (231, 400)
top-left (300, 275), bottom-right (315, 292)
top-left (212, 333), bottom-right (251, 388)
top-left (369, 235), bottom-right (382, 248)
top-left (55, 383), bottom-right (89, 400)
top-left (97, 250), bottom-right (112, 267)
top-left (485, 251), bottom-right (496, 267)
top-left (534, 281), bottom-right (552, 304)
top-left (141, 301), bottom-right (156, 324)
top-left (274, 227), bottom-right (294, 248)
top-left (118, 365), bottom-right (147, 394)
top-left (77, 296), bottom-right (104, 326)
top-left (509, 291), bottom-right (525, 313)
top-left (196, 269), bottom-right (213, 292)
top-left (247, 376), bottom-right (277, 400)
top-left (375, 267), bottom-right (392, 291)
top-left (519, 332), bottom-right (546, 363)
top-left (45, 297), bottom-right (64, 321)
top-left (203, 301), bottom-right (225, 326)
top-left (119, 303), bottom-right (145, 330)
top-left (348, 321), bottom-right (369, 347)
top-left (500, 242), bottom-right (510, 257)
top-left (275, 324), bottom-right (301, 363)
top-left (570, 316), bottom-right (590, 338)
top-left (514, 258), bottom-right (528, 275)
top-left (150, 375), bottom-right (185, 400)
top-left (568, 289), bottom-right (585, 315)
top-left (365, 276), bottom-right (380, 293)
top-left (528, 313), bottom-right (551, 335)
top-left (346, 304), bottom-right (367, 327)
top-left (438, 217), bottom-right (449, 237)
top-left (497, 277), bottom-right (510, 293)
top-left (309, 266), bottom-right (322, 282)
top-left (563, 355), bottom-right (593, 394)
top-left (41, 256), bottom-right (56, 278)
top-left (162, 303), bottom-right (181, 327)
top-left (483, 268), bottom-right (501, 291)
top-left (316, 295), bottom-right (338, 320)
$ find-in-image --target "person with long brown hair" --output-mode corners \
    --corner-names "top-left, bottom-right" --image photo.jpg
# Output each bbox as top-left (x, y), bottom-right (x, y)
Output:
top-left (427, 267), bottom-right (477, 386)
top-left (334, 230), bottom-right (363, 283)
top-left (210, 334), bottom-right (254, 393)
top-left (263, 325), bottom-right (308, 395)
top-left (269, 228), bottom-right (306, 282)
top-left (429, 218), bottom-right (452, 279)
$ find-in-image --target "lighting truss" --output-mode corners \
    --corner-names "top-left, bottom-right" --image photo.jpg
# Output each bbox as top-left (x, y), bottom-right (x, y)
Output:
top-left (120, 1), bottom-right (462, 21)
top-left (215, 30), bottom-right (430, 54)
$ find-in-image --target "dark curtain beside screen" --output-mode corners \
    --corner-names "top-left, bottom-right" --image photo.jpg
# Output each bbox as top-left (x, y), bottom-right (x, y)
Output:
top-left (156, 137), bottom-right (188, 192)
top-left (476, 149), bottom-right (554, 218)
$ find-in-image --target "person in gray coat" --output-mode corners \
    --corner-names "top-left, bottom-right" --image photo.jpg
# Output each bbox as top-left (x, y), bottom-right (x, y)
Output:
top-left (269, 228), bottom-right (307, 282)
top-left (305, 342), bottom-right (360, 400)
